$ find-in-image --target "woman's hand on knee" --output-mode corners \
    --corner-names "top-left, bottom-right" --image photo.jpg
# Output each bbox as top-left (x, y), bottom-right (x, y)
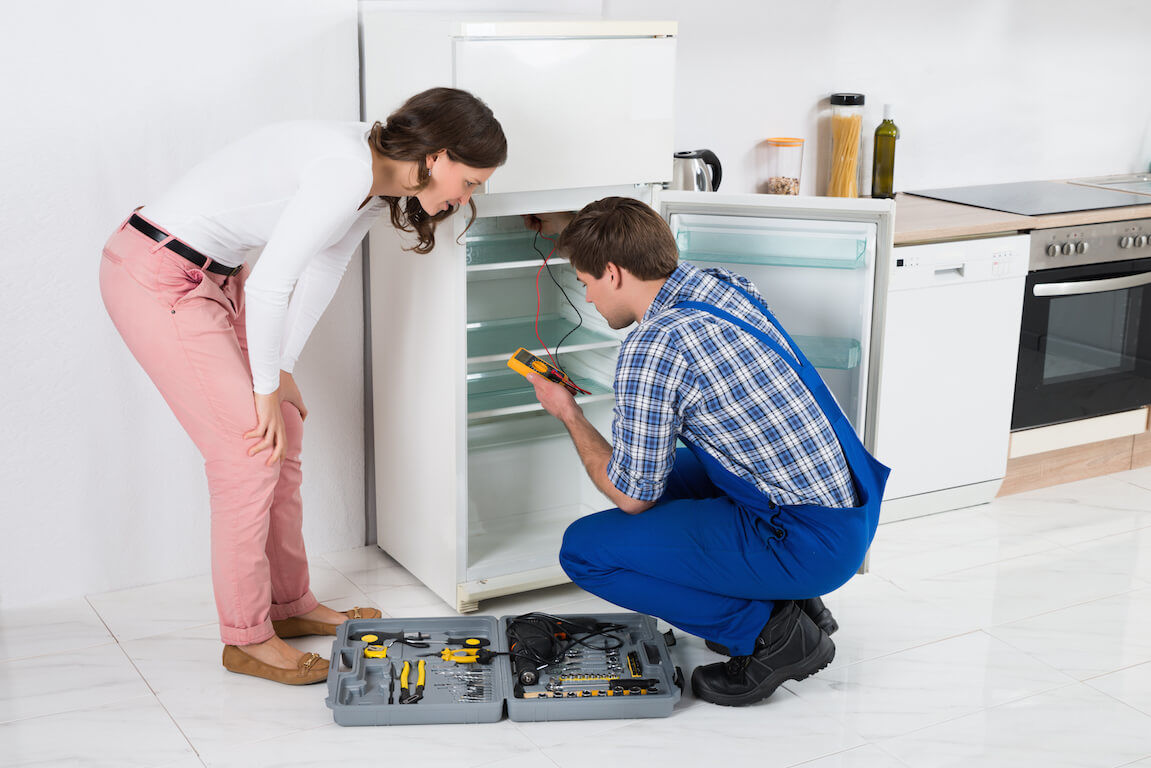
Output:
top-left (245, 391), bottom-right (286, 465)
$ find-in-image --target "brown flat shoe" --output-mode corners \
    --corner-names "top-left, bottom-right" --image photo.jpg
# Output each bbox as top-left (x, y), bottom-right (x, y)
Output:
top-left (222, 645), bottom-right (329, 685)
top-left (272, 606), bottom-right (383, 638)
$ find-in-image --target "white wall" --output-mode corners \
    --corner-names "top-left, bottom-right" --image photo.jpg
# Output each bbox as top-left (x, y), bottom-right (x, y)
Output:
top-left (606, 0), bottom-right (1151, 195)
top-left (0, 1), bottom-right (364, 609)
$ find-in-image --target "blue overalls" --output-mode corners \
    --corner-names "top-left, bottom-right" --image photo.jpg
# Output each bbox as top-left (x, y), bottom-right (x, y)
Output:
top-left (559, 285), bottom-right (891, 655)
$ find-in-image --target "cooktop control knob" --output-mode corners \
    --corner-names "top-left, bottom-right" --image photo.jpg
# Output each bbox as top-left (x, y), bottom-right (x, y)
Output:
top-left (1075, 241), bottom-right (1089, 255)
top-left (1137, 235), bottom-right (1149, 248)
top-left (1120, 236), bottom-right (1134, 249)
top-left (1061, 242), bottom-right (1074, 256)
top-left (1046, 243), bottom-right (1060, 257)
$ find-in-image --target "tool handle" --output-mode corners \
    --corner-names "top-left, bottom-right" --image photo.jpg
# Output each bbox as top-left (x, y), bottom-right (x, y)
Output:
top-left (416, 659), bottom-right (426, 687)
top-left (445, 637), bottom-right (491, 647)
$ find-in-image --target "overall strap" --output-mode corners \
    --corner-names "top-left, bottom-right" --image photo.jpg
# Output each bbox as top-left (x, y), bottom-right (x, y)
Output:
top-left (674, 301), bottom-right (804, 374)
top-left (671, 295), bottom-right (848, 428)
top-left (722, 282), bottom-right (822, 378)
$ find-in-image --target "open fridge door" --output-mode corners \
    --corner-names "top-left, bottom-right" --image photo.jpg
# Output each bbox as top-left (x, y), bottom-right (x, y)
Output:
top-left (654, 190), bottom-right (895, 448)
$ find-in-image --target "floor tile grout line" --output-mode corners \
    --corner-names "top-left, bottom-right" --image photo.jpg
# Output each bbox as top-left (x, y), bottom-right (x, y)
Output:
top-left (1080, 680), bottom-right (1151, 724)
top-left (783, 741), bottom-right (915, 768)
top-left (872, 538), bottom-right (1075, 582)
top-left (861, 679), bottom-right (1086, 747)
top-left (974, 585), bottom-right (1151, 633)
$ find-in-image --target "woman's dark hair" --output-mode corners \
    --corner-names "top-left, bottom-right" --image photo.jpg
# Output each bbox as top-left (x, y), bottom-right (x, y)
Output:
top-left (369, 87), bottom-right (507, 253)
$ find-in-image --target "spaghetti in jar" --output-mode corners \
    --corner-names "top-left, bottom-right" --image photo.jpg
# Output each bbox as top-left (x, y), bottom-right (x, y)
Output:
top-left (827, 93), bottom-right (864, 198)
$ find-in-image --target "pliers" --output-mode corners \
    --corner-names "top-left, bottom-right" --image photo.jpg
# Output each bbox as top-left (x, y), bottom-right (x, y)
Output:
top-left (420, 647), bottom-right (498, 664)
top-left (399, 659), bottom-right (425, 704)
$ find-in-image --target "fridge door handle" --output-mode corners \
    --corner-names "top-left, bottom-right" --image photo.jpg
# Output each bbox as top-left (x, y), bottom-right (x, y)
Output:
top-left (1033, 270), bottom-right (1151, 297)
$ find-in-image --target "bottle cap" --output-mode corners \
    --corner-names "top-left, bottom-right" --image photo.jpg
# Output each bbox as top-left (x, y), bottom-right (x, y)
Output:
top-left (883, 104), bottom-right (894, 120)
top-left (830, 93), bottom-right (865, 106)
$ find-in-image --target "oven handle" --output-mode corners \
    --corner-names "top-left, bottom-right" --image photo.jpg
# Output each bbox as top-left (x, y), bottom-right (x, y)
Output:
top-left (1034, 270), bottom-right (1151, 297)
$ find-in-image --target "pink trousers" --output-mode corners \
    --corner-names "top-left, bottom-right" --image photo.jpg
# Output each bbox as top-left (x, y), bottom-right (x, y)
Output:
top-left (99, 215), bottom-right (319, 645)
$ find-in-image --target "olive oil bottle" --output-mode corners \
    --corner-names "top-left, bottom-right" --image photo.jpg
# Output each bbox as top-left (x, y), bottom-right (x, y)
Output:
top-left (871, 104), bottom-right (899, 199)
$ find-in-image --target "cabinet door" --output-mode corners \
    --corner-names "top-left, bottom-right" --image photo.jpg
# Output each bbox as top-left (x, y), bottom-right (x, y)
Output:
top-left (454, 22), bottom-right (676, 194)
top-left (658, 191), bottom-right (894, 438)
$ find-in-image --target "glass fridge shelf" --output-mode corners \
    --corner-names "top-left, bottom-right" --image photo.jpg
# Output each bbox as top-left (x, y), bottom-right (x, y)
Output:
top-left (793, 335), bottom-right (862, 370)
top-left (466, 231), bottom-right (561, 268)
top-left (467, 368), bottom-right (613, 420)
top-left (467, 314), bottom-right (617, 363)
top-left (675, 226), bottom-right (867, 270)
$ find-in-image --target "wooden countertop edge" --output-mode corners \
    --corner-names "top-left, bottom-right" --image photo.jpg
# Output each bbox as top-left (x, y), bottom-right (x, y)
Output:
top-left (892, 190), bottom-right (1151, 246)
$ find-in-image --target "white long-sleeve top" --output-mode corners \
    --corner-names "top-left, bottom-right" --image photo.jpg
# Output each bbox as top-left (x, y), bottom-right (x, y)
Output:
top-left (143, 121), bottom-right (387, 394)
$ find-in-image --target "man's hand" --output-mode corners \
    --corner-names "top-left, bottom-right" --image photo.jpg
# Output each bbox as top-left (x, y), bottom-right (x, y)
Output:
top-left (278, 370), bottom-right (308, 421)
top-left (522, 211), bottom-right (575, 237)
top-left (526, 371), bottom-right (580, 424)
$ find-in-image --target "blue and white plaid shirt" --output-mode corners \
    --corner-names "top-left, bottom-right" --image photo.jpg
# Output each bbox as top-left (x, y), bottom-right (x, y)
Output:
top-left (606, 262), bottom-right (858, 508)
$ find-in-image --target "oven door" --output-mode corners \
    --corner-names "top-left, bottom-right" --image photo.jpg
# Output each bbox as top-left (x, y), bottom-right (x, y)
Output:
top-left (1013, 258), bottom-right (1151, 429)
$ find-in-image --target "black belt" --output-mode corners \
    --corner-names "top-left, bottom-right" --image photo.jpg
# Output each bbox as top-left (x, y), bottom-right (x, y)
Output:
top-left (128, 214), bottom-right (243, 277)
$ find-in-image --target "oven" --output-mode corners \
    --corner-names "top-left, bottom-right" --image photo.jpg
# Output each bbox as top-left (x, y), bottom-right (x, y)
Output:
top-left (1013, 217), bottom-right (1151, 430)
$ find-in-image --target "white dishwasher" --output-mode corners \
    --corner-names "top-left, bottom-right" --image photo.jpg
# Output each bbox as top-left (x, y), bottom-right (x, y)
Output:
top-left (873, 234), bottom-right (1029, 521)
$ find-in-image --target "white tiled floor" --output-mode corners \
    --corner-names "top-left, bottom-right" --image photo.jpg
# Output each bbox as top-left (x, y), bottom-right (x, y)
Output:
top-left (5, 467), bottom-right (1151, 767)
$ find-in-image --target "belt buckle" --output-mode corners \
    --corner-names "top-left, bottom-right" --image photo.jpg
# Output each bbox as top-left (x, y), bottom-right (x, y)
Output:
top-left (225, 263), bottom-right (243, 277)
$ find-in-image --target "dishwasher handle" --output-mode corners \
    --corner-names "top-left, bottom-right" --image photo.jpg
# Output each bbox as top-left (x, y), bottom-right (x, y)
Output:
top-left (1033, 270), bottom-right (1151, 297)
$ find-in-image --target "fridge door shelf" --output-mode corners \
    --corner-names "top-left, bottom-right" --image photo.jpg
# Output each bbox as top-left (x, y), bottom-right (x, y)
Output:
top-left (672, 214), bottom-right (869, 270)
top-left (467, 314), bottom-right (618, 363)
top-left (792, 335), bottom-right (862, 371)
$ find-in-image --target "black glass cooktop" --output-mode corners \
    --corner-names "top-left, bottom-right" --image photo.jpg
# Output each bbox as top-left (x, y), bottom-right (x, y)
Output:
top-left (907, 181), bottom-right (1151, 216)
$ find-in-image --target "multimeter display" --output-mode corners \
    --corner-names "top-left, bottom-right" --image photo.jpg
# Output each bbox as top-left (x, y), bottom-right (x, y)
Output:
top-left (507, 348), bottom-right (583, 395)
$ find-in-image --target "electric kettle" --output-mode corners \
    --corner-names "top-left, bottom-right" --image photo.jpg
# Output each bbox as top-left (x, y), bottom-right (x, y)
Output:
top-left (670, 149), bottom-right (723, 192)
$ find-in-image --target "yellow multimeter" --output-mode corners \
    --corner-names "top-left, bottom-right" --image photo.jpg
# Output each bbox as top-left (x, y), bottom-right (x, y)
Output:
top-left (507, 347), bottom-right (582, 395)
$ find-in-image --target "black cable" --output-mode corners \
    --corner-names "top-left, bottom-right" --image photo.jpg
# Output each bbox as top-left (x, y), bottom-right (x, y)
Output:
top-left (506, 611), bottom-right (628, 686)
top-left (533, 232), bottom-right (584, 369)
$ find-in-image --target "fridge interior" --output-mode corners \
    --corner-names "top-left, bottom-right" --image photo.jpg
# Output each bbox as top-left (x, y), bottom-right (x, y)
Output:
top-left (463, 215), bottom-right (620, 580)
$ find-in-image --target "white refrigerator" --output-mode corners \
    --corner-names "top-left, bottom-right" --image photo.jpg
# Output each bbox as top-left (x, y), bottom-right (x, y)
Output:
top-left (361, 13), bottom-right (893, 611)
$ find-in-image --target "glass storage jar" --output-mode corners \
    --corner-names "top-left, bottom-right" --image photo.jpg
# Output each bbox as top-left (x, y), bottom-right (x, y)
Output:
top-left (763, 138), bottom-right (804, 195)
top-left (827, 92), bottom-right (864, 197)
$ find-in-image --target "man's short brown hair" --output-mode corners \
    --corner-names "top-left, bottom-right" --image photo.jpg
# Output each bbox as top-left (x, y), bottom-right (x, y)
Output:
top-left (557, 197), bottom-right (679, 280)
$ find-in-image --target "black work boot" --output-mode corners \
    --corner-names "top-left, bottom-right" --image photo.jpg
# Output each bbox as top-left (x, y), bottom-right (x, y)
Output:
top-left (692, 601), bottom-right (835, 707)
top-left (798, 596), bottom-right (838, 636)
top-left (705, 596), bottom-right (838, 655)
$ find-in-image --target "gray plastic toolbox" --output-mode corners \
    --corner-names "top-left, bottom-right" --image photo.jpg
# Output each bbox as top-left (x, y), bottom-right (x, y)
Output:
top-left (325, 612), bottom-right (682, 726)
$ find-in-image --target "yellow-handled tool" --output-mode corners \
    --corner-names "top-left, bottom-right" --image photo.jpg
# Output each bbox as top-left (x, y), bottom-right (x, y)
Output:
top-left (400, 659), bottom-right (425, 704)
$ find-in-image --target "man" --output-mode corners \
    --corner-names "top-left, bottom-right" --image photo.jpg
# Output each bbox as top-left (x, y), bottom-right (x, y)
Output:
top-left (526, 197), bottom-right (889, 707)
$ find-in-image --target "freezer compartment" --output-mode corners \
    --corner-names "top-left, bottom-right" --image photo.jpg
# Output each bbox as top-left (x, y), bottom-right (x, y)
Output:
top-left (465, 401), bottom-right (615, 582)
top-left (671, 213), bottom-right (869, 270)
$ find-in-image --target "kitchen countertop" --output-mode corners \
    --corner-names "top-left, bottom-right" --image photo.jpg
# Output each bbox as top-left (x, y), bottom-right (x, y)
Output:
top-left (893, 184), bottom-right (1151, 245)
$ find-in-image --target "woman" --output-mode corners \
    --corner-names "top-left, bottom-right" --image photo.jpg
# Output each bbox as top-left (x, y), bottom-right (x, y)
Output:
top-left (100, 88), bottom-right (506, 685)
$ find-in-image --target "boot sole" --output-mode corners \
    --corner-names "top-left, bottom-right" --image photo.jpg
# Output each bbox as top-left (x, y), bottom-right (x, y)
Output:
top-left (691, 633), bottom-right (836, 707)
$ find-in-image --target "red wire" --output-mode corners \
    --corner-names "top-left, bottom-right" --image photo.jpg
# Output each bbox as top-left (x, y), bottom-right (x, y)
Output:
top-left (533, 233), bottom-right (591, 395)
